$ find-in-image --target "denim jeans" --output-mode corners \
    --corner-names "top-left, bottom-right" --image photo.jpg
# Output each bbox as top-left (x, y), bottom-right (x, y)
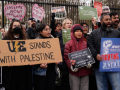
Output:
top-left (94, 69), bottom-right (120, 90)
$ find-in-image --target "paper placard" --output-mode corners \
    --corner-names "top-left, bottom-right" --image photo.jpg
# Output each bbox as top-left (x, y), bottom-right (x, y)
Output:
top-left (78, 6), bottom-right (98, 20)
top-left (68, 48), bottom-right (95, 68)
top-left (32, 4), bottom-right (44, 21)
top-left (51, 6), bottom-right (67, 19)
top-left (100, 38), bottom-right (120, 72)
top-left (4, 4), bottom-right (26, 21)
top-left (0, 38), bottom-right (62, 66)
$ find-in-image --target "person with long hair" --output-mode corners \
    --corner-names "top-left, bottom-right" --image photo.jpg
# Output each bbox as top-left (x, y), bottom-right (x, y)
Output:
top-left (33, 23), bottom-right (60, 90)
top-left (2, 19), bottom-right (32, 90)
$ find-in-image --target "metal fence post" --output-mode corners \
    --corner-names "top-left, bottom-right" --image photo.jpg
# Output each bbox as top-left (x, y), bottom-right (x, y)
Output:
top-left (2, 0), bottom-right (4, 28)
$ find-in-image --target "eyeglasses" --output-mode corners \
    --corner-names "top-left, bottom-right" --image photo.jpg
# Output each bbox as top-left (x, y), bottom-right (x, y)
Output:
top-left (13, 25), bottom-right (21, 28)
top-left (43, 28), bottom-right (52, 32)
top-left (82, 26), bottom-right (88, 28)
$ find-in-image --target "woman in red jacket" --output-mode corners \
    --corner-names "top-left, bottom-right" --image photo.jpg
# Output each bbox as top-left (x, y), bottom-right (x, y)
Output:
top-left (64, 24), bottom-right (91, 90)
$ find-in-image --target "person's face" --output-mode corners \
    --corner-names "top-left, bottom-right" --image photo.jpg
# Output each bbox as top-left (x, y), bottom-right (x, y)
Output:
top-left (56, 24), bottom-right (62, 33)
top-left (40, 25), bottom-right (51, 37)
top-left (101, 15), bottom-right (111, 29)
top-left (32, 20), bottom-right (36, 28)
top-left (12, 22), bottom-right (21, 30)
top-left (111, 15), bottom-right (119, 27)
top-left (74, 30), bottom-right (82, 39)
top-left (63, 20), bottom-right (72, 29)
top-left (82, 24), bottom-right (88, 34)
top-left (1, 29), bottom-right (5, 35)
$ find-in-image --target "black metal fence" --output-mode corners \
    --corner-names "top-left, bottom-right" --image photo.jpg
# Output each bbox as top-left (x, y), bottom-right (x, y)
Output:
top-left (1, 0), bottom-right (120, 32)
top-left (0, 0), bottom-right (94, 32)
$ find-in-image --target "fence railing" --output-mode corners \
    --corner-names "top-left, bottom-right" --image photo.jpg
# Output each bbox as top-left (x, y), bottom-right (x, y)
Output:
top-left (0, 0), bottom-right (120, 32)
top-left (0, 0), bottom-right (94, 32)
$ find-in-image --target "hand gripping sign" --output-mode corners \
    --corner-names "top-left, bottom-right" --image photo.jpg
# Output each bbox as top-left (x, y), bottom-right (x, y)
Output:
top-left (4, 4), bottom-right (26, 21)
top-left (32, 4), bottom-right (44, 21)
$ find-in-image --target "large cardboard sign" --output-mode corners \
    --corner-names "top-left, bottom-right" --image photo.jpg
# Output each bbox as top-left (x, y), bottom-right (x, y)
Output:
top-left (62, 29), bottom-right (71, 44)
top-left (94, 1), bottom-right (102, 22)
top-left (78, 6), bottom-right (98, 20)
top-left (51, 6), bottom-right (67, 19)
top-left (68, 48), bottom-right (95, 68)
top-left (100, 38), bottom-right (120, 72)
top-left (32, 4), bottom-right (44, 21)
top-left (4, 4), bottom-right (26, 21)
top-left (0, 38), bottom-right (62, 66)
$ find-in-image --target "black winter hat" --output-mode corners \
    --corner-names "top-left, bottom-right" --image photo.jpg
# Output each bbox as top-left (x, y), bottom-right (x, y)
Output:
top-left (73, 26), bottom-right (83, 33)
top-left (28, 18), bottom-right (35, 21)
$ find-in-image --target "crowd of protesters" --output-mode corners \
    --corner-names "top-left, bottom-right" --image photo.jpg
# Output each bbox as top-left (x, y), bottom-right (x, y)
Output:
top-left (1, 6), bottom-right (120, 90)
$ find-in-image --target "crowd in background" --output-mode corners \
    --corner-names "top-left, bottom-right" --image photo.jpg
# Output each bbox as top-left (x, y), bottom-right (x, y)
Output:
top-left (0, 7), bottom-right (120, 90)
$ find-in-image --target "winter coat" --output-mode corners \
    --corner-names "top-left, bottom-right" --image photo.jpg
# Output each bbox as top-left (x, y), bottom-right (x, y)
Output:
top-left (87, 27), bottom-right (120, 69)
top-left (50, 18), bottom-right (56, 37)
top-left (2, 36), bottom-right (32, 90)
top-left (64, 24), bottom-right (91, 77)
top-left (57, 30), bottom-right (69, 71)
top-left (27, 27), bottom-right (38, 39)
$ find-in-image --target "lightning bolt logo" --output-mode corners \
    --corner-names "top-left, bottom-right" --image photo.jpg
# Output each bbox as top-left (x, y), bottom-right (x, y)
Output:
top-left (14, 41), bottom-right (20, 54)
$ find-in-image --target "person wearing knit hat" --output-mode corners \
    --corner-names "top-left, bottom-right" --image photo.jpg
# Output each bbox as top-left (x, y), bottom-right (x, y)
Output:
top-left (73, 25), bottom-right (83, 40)
top-left (73, 26), bottom-right (83, 33)
top-left (64, 24), bottom-right (91, 90)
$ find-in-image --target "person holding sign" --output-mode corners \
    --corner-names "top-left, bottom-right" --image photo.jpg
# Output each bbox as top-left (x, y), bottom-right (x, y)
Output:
top-left (33, 24), bottom-right (60, 90)
top-left (88, 14), bottom-right (120, 90)
top-left (64, 24), bottom-right (91, 90)
top-left (2, 19), bottom-right (32, 90)
top-left (57, 18), bottom-right (73, 90)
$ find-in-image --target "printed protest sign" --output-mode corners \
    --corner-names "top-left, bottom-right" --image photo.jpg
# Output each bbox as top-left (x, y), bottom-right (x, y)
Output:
top-left (94, 1), bottom-right (102, 22)
top-left (0, 38), bottom-right (62, 66)
top-left (4, 4), bottom-right (26, 21)
top-left (102, 6), bottom-right (110, 13)
top-left (0, 32), bottom-right (2, 40)
top-left (100, 38), bottom-right (120, 72)
top-left (78, 6), bottom-right (98, 20)
top-left (51, 6), bottom-right (66, 19)
top-left (68, 48), bottom-right (95, 68)
top-left (62, 29), bottom-right (71, 44)
top-left (32, 4), bottom-right (44, 21)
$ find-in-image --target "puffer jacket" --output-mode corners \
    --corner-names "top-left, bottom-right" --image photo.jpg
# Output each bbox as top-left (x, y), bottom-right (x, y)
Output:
top-left (64, 24), bottom-right (91, 77)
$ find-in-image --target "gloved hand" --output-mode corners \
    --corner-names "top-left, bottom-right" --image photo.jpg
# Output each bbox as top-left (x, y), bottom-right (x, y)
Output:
top-left (70, 65), bottom-right (78, 72)
top-left (86, 63), bottom-right (92, 68)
